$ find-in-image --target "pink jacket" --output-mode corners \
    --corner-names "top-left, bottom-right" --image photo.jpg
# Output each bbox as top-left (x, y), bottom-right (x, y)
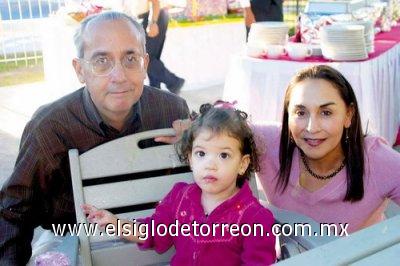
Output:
top-left (138, 181), bottom-right (276, 265)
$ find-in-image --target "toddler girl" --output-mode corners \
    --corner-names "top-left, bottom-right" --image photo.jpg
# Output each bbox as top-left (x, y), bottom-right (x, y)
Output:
top-left (83, 102), bottom-right (276, 265)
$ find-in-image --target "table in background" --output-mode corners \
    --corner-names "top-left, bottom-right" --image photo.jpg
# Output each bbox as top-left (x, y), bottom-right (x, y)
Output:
top-left (223, 26), bottom-right (400, 144)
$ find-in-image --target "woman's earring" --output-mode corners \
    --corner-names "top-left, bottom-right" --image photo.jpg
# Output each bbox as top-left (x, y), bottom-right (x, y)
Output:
top-left (345, 128), bottom-right (349, 143)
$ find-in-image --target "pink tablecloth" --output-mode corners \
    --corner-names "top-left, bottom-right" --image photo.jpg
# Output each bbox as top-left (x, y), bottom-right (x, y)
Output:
top-left (263, 25), bottom-right (400, 63)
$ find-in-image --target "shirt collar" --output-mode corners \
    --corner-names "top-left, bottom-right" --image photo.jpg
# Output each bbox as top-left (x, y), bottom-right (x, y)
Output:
top-left (190, 180), bottom-right (254, 215)
top-left (83, 87), bottom-right (143, 134)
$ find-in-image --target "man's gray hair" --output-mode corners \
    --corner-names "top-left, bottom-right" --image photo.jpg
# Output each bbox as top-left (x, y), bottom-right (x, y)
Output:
top-left (73, 11), bottom-right (146, 58)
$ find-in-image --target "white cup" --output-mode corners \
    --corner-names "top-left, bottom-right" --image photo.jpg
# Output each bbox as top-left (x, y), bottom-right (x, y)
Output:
top-left (264, 44), bottom-right (285, 59)
top-left (246, 44), bottom-right (265, 58)
top-left (286, 43), bottom-right (312, 60)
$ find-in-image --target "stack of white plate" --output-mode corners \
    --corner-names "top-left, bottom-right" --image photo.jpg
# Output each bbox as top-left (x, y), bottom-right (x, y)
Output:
top-left (334, 20), bottom-right (375, 54)
top-left (248, 22), bottom-right (289, 46)
top-left (320, 24), bottom-right (368, 61)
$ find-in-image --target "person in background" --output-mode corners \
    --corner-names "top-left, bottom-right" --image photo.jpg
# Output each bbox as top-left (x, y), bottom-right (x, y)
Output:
top-left (0, 11), bottom-right (189, 265)
top-left (240, 0), bottom-right (284, 39)
top-left (83, 102), bottom-right (276, 265)
top-left (123, 0), bottom-right (185, 94)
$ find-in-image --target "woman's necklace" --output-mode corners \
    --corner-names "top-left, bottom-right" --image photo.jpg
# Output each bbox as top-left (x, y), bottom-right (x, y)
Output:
top-left (300, 151), bottom-right (345, 180)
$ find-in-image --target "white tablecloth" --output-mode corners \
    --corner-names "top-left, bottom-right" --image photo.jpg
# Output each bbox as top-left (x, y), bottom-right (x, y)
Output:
top-left (223, 44), bottom-right (400, 145)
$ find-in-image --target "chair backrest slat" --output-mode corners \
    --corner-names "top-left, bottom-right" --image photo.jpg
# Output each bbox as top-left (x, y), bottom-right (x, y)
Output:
top-left (84, 173), bottom-right (193, 209)
top-left (69, 129), bottom-right (192, 266)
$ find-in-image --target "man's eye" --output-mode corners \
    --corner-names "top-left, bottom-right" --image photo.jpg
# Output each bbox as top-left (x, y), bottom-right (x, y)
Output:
top-left (95, 57), bottom-right (109, 65)
top-left (195, 151), bottom-right (205, 157)
top-left (126, 54), bottom-right (139, 63)
top-left (220, 153), bottom-right (230, 159)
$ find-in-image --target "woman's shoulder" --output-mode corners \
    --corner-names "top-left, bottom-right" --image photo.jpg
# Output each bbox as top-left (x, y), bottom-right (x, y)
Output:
top-left (364, 135), bottom-right (400, 163)
top-left (251, 122), bottom-right (282, 153)
top-left (252, 121), bottom-right (281, 138)
top-left (363, 135), bottom-right (400, 179)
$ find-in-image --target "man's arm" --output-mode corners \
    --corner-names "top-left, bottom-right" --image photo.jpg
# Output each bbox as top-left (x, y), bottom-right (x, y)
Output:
top-left (147, 0), bottom-right (160, 37)
top-left (0, 122), bottom-right (47, 265)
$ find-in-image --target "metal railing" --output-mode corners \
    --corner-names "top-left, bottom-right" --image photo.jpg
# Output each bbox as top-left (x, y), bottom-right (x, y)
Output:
top-left (284, 0), bottom-right (308, 27)
top-left (0, 0), bottom-right (66, 66)
top-left (0, 0), bottom-right (306, 67)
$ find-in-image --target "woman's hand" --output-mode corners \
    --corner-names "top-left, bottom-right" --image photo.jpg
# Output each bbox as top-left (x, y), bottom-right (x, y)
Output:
top-left (82, 204), bottom-right (117, 228)
top-left (154, 119), bottom-right (191, 144)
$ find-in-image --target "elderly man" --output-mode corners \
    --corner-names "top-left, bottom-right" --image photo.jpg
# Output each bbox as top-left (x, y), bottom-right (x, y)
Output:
top-left (0, 11), bottom-right (189, 265)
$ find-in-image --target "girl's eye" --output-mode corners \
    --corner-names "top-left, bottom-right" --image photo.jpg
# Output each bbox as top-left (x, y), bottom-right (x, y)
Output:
top-left (295, 110), bottom-right (305, 116)
top-left (322, 110), bottom-right (332, 116)
top-left (195, 151), bottom-right (205, 157)
top-left (220, 153), bottom-right (230, 159)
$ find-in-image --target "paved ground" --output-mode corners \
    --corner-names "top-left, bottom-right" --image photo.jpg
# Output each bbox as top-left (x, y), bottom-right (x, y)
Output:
top-left (0, 82), bottom-right (224, 187)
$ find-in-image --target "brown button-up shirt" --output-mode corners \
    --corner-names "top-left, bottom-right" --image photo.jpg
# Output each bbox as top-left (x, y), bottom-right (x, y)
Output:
top-left (0, 86), bottom-right (189, 265)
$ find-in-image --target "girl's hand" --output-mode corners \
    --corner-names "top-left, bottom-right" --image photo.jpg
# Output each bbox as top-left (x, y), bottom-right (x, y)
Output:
top-left (154, 119), bottom-right (192, 144)
top-left (81, 204), bottom-right (117, 228)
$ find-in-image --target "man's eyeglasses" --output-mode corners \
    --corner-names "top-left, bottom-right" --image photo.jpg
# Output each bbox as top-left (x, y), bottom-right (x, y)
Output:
top-left (80, 54), bottom-right (145, 76)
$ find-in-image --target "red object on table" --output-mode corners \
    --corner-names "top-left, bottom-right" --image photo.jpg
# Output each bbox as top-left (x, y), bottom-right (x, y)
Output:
top-left (263, 25), bottom-right (400, 62)
top-left (396, 127), bottom-right (400, 146)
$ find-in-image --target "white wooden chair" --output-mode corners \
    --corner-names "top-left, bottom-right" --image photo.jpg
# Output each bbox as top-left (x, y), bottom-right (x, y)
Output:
top-left (68, 129), bottom-right (193, 266)
top-left (65, 128), bottom-right (343, 265)
top-left (276, 215), bottom-right (400, 265)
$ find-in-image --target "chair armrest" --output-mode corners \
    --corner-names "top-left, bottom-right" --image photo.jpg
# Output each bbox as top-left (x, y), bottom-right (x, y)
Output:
top-left (260, 200), bottom-right (338, 250)
top-left (54, 234), bottom-right (79, 266)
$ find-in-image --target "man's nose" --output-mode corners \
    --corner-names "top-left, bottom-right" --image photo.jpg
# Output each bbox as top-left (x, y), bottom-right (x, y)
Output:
top-left (109, 61), bottom-right (128, 82)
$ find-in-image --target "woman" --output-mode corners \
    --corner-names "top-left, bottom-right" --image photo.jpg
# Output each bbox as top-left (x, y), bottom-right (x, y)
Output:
top-left (254, 65), bottom-right (400, 233)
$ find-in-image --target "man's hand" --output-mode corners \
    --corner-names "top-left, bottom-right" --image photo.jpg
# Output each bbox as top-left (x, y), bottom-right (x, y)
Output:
top-left (154, 119), bottom-right (191, 144)
top-left (147, 22), bottom-right (159, 37)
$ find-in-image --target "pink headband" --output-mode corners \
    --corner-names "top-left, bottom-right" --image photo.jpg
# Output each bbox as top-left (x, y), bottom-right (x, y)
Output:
top-left (213, 100), bottom-right (238, 110)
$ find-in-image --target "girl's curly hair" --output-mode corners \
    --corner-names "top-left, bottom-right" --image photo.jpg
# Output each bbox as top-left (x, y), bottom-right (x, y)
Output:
top-left (175, 102), bottom-right (260, 187)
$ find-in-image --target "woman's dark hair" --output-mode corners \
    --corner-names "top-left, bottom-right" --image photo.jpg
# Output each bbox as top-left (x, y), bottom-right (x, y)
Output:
top-left (278, 65), bottom-right (365, 202)
top-left (176, 102), bottom-right (260, 187)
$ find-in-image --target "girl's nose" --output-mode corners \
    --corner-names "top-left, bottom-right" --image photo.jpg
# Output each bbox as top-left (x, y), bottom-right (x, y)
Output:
top-left (205, 156), bottom-right (217, 170)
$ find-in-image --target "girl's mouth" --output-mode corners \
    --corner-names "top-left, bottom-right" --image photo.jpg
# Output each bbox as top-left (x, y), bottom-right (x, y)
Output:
top-left (203, 175), bottom-right (218, 183)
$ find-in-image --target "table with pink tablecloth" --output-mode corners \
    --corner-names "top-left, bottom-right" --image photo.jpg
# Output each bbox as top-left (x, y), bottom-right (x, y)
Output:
top-left (223, 25), bottom-right (400, 144)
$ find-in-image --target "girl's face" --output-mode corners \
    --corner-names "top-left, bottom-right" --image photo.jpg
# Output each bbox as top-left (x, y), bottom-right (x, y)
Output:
top-left (189, 129), bottom-right (250, 199)
top-left (288, 79), bottom-right (353, 161)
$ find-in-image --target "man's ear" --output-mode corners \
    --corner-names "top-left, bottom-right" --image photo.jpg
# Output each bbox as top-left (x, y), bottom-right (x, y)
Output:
top-left (143, 53), bottom-right (150, 73)
top-left (72, 58), bottom-right (86, 84)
